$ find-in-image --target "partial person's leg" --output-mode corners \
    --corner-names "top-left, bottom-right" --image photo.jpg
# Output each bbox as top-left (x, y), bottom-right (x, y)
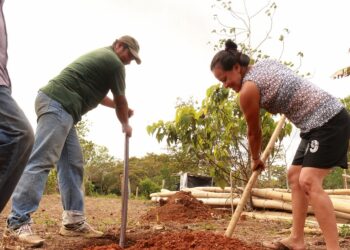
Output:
top-left (57, 126), bottom-right (85, 223)
top-left (57, 126), bottom-right (103, 238)
top-left (0, 86), bottom-right (34, 212)
top-left (7, 92), bottom-right (74, 229)
top-left (286, 165), bottom-right (309, 246)
top-left (299, 167), bottom-right (340, 250)
top-left (264, 138), bottom-right (309, 250)
top-left (268, 165), bottom-right (308, 250)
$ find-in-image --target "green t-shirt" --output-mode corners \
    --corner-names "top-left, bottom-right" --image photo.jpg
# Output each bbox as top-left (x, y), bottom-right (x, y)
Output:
top-left (40, 46), bottom-right (125, 123)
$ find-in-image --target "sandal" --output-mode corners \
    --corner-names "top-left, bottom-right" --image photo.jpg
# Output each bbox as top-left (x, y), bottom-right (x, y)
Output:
top-left (262, 240), bottom-right (292, 250)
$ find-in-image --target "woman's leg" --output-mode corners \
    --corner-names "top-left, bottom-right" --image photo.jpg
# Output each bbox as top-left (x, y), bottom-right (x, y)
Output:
top-left (274, 165), bottom-right (308, 250)
top-left (299, 167), bottom-right (340, 250)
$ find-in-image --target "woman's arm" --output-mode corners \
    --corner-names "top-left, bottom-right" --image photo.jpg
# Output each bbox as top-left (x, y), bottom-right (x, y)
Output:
top-left (239, 81), bottom-right (264, 170)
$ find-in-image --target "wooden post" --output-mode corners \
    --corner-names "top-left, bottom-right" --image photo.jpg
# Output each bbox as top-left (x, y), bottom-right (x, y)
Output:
top-left (225, 115), bottom-right (286, 238)
top-left (162, 179), bottom-right (165, 189)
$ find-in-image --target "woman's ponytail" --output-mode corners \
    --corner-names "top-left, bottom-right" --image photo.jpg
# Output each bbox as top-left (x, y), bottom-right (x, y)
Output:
top-left (210, 39), bottom-right (250, 70)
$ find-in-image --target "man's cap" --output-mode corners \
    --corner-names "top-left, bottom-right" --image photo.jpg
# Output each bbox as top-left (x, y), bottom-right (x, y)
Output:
top-left (118, 35), bottom-right (141, 64)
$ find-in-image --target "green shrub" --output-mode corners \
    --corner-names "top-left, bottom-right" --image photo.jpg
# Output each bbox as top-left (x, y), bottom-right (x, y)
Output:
top-left (84, 179), bottom-right (96, 196)
top-left (339, 224), bottom-right (350, 237)
top-left (324, 168), bottom-right (344, 189)
top-left (139, 178), bottom-right (161, 199)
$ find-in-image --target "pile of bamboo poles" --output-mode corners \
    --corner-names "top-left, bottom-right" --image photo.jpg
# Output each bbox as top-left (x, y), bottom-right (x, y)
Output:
top-left (150, 187), bottom-right (350, 220)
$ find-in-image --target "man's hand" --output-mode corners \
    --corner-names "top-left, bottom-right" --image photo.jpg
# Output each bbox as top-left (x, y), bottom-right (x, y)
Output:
top-left (128, 108), bottom-right (134, 118)
top-left (123, 124), bottom-right (132, 137)
top-left (251, 158), bottom-right (265, 171)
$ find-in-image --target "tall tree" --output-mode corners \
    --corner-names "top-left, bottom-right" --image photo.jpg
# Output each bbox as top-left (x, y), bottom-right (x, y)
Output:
top-left (147, 84), bottom-right (292, 187)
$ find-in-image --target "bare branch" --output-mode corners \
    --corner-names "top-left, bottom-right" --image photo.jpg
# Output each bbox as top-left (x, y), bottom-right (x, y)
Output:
top-left (250, 0), bottom-right (272, 19)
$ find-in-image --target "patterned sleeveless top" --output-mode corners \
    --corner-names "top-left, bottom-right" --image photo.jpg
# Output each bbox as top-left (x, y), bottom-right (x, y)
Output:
top-left (242, 59), bottom-right (343, 133)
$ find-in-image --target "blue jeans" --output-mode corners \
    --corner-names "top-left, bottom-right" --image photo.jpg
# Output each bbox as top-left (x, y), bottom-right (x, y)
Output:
top-left (7, 92), bottom-right (85, 229)
top-left (0, 86), bottom-right (34, 212)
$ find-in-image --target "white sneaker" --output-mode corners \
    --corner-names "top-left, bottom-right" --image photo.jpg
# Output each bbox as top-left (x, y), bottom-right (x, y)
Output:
top-left (59, 222), bottom-right (103, 238)
top-left (3, 224), bottom-right (44, 247)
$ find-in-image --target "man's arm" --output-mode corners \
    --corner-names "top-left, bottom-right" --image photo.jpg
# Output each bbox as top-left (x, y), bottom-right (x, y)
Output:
top-left (100, 96), bottom-right (115, 108)
top-left (114, 95), bottom-right (132, 137)
top-left (101, 96), bottom-right (134, 116)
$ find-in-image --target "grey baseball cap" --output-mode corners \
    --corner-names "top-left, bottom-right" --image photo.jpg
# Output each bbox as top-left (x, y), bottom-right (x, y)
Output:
top-left (118, 35), bottom-right (141, 64)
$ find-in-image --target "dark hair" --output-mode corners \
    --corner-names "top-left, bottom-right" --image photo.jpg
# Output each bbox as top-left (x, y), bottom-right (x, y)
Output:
top-left (210, 40), bottom-right (250, 71)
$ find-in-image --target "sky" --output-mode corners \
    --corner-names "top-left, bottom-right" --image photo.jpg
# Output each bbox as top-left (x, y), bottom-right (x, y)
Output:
top-left (3, 0), bottom-right (350, 163)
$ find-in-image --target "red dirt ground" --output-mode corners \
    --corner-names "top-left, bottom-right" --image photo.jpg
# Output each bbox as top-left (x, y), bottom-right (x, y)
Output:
top-left (84, 243), bottom-right (123, 250)
top-left (83, 231), bottom-right (264, 250)
top-left (84, 192), bottom-right (263, 249)
top-left (1, 194), bottom-right (350, 249)
top-left (84, 191), bottom-right (262, 250)
top-left (126, 231), bottom-right (263, 250)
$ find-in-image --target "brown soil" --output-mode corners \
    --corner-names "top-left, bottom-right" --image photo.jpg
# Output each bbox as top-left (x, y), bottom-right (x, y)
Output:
top-left (141, 191), bottom-right (225, 223)
top-left (83, 231), bottom-right (263, 250)
top-left (1, 194), bottom-right (350, 250)
top-left (128, 231), bottom-right (263, 250)
top-left (84, 243), bottom-right (123, 250)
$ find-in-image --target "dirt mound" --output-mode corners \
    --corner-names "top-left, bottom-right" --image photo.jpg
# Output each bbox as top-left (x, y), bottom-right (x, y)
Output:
top-left (142, 191), bottom-right (223, 223)
top-left (127, 231), bottom-right (264, 250)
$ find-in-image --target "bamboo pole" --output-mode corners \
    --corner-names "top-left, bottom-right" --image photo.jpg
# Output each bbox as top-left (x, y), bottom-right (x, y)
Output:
top-left (190, 187), bottom-right (350, 195)
top-left (192, 187), bottom-right (235, 193)
top-left (251, 189), bottom-right (350, 214)
top-left (152, 189), bottom-right (350, 202)
top-left (242, 211), bottom-right (349, 230)
top-left (251, 188), bottom-right (292, 202)
top-left (150, 190), bottom-right (239, 199)
top-left (225, 115), bottom-right (286, 238)
top-left (150, 191), bottom-right (177, 197)
top-left (329, 195), bottom-right (350, 200)
top-left (334, 211), bottom-right (350, 220)
top-left (151, 195), bottom-right (350, 219)
top-left (151, 196), bottom-right (316, 214)
top-left (261, 188), bottom-right (290, 193)
top-left (324, 189), bottom-right (350, 195)
top-left (331, 200), bottom-right (350, 214)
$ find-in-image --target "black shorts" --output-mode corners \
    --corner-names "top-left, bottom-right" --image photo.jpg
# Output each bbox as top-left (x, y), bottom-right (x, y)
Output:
top-left (292, 108), bottom-right (350, 169)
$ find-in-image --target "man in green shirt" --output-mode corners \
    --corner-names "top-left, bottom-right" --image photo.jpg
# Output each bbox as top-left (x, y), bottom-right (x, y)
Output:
top-left (4, 35), bottom-right (140, 247)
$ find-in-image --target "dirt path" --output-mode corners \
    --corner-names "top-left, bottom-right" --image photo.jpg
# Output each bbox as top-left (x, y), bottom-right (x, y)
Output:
top-left (0, 194), bottom-right (349, 249)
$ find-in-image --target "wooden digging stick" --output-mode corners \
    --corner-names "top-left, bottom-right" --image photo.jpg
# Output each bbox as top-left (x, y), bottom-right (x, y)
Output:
top-left (225, 115), bottom-right (286, 238)
top-left (119, 134), bottom-right (130, 248)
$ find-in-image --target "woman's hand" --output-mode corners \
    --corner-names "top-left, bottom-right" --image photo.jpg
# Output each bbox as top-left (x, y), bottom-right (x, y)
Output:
top-left (251, 158), bottom-right (265, 171)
